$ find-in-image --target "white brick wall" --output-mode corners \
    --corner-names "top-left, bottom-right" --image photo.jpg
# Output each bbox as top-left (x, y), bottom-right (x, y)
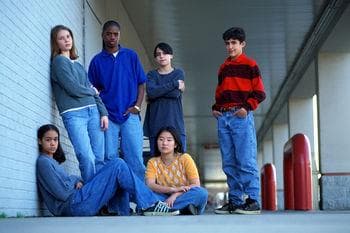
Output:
top-left (0, 0), bottom-right (152, 217)
top-left (0, 0), bottom-right (84, 217)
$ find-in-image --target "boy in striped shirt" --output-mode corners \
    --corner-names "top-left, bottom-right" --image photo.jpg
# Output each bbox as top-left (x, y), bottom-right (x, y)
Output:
top-left (213, 27), bottom-right (266, 214)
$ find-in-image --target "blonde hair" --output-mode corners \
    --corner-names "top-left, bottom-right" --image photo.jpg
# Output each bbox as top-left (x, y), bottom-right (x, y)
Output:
top-left (50, 25), bottom-right (78, 61)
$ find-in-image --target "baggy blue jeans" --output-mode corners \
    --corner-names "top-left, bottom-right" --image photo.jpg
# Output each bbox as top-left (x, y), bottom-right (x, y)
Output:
top-left (217, 111), bottom-right (260, 205)
top-left (105, 114), bottom-right (145, 180)
top-left (62, 105), bottom-right (104, 182)
top-left (70, 158), bottom-right (158, 216)
top-left (153, 187), bottom-right (208, 214)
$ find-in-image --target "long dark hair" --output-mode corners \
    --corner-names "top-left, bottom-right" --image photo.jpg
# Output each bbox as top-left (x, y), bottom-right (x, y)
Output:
top-left (37, 124), bottom-right (66, 164)
top-left (50, 25), bottom-right (78, 61)
top-left (154, 126), bottom-right (183, 156)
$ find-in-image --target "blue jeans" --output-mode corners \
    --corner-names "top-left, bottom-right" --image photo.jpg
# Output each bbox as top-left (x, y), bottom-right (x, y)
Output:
top-left (217, 111), bottom-right (260, 205)
top-left (154, 187), bottom-right (208, 214)
top-left (149, 134), bottom-right (187, 156)
top-left (105, 114), bottom-right (145, 180)
top-left (70, 158), bottom-right (158, 216)
top-left (62, 106), bottom-right (104, 182)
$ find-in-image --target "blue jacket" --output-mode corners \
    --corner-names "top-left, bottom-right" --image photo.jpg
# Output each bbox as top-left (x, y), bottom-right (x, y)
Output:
top-left (88, 46), bottom-right (146, 124)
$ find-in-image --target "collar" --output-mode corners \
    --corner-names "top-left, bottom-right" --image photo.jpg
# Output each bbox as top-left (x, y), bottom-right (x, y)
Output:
top-left (39, 153), bottom-right (54, 160)
top-left (101, 44), bottom-right (124, 56)
top-left (225, 53), bottom-right (246, 64)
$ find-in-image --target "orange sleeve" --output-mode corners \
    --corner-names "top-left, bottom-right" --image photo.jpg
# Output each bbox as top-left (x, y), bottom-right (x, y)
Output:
top-left (182, 153), bottom-right (199, 180)
top-left (145, 159), bottom-right (157, 180)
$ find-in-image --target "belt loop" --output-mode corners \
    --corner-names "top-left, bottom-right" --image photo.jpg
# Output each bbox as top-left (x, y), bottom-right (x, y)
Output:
top-left (219, 106), bottom-right (240, 113)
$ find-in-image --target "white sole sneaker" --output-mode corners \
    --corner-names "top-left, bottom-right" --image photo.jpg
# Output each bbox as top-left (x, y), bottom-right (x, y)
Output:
top-left (234, 209), bottom-right (261, 215)
top-left (143, 209), bottom-right (180, 216)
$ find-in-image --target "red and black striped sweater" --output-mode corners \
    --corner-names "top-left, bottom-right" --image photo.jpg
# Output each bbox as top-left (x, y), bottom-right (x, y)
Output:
top-left (212, 53), bottom-right (266, 111)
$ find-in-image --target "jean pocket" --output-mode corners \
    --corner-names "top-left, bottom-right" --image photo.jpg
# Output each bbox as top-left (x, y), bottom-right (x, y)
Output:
top-left (130, 112), bottom-right (141, 121)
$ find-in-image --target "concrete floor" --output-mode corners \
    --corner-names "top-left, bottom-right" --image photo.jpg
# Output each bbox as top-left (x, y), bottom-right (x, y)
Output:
top-left (0, 211), bottom-right (349, 233)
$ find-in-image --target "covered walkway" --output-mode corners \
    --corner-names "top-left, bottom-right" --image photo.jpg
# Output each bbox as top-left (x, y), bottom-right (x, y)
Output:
top-left (1, 211), bottom-right (350, 233)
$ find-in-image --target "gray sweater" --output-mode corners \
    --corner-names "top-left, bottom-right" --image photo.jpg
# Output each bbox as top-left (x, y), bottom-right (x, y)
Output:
top-left (51, 55), bottom-right (108, 116)
top-left (36, 154), bottom-right (79, 216)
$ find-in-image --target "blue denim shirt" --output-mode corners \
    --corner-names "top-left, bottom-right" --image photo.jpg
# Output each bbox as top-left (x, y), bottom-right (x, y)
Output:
top-left (36, 154), bottom-right (80, 216)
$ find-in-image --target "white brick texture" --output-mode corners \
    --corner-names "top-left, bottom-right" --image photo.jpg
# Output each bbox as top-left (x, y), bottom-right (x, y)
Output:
top-left (0, 0), bottom-right (84, 217)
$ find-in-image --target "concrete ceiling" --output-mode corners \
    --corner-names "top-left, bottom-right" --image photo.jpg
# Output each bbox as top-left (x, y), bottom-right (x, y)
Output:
top-left (120, 0), bottom-right (348, 151)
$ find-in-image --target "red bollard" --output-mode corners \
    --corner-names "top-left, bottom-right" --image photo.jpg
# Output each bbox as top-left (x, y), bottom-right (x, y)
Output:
top-left (283, 134), bottom-right (313, 210)
top-left (261, 163), bottom-right (277, 210)
top-left (283, 149), bottom-right (294, 210)
top-left (292, 134), bottom-right (312, 210)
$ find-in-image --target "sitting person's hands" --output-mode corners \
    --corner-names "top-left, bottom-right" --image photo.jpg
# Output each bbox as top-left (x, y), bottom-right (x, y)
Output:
top-left (171, 186), bottom-right (190, 193)
top-left (165, 192), bottom-right (182, 207)
top-left (75, 181), bottom-right (83, 189)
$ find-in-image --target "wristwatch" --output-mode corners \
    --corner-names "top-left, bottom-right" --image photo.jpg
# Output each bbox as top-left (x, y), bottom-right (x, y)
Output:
top-left (134, 105), bottom-right (141, 112)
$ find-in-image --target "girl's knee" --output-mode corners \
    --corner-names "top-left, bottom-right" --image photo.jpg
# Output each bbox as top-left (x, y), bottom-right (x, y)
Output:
top-left (192, 187), bottom-right (208, 200)
top-left (200, 188), bottom-right (209, 200)
top-left (109, 158), bottom-right (127, 168)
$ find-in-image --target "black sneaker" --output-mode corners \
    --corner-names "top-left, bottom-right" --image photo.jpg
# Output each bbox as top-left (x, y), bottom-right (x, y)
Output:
top-left (143, 201), bottom-right (180, 216)
top-left (214, 202), bottom-right (238, 214)
top-left (234, 198), bottom-right (261, 214)
top-left (97, 206), bottom-right (118, 216)
top-left (180, 204), bottom-right (198, 215)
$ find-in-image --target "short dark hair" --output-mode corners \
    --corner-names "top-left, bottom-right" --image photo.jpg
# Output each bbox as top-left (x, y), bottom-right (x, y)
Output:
top-left (154, 126), bottom-right (183, 156)
top-left (37, 124), bottom-right (66, 164)
top-left (222, 27), bottom-right (245, 42)
top-left (102, 20), bottom-right (120, 33)
top-left (102, 20), bottom-right (121, 49)
top-left (153, 42), bottom-right (173, 58)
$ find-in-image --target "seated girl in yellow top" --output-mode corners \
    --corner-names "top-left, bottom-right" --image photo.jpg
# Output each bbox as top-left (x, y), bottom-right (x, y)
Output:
top-left (145, 126), bottom-right (208, 214)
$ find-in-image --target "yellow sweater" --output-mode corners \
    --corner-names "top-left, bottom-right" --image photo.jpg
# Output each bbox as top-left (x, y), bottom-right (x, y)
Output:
top-left (145, 153), bottom-right (199, 187)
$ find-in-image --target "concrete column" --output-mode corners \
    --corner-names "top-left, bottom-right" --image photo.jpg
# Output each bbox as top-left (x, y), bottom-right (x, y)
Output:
top-left (318, 52), bottom-right (350, 209)
top-left (272, 124), bottom-right (289, 209)
top-left (258, 150), bottom-right (263, 173)
top-left (199, 147), bottom-right (228, 208)
top-left (262, 140), bottom-right (273, 165)
top-left (200, 147), bottom-right (226, 183)
top-left (289, 98), bottom-right (314, 142)
top-left (288, 97), bottom-right (319, 209)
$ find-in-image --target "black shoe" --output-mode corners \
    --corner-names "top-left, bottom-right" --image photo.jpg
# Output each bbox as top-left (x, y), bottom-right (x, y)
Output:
top-left (143, 201), bottom-right (180, 216)
top-left (98, 205), bottom-right (118, 216)
top-left (214, 202), bottom-right (238, 214)
top-left (234, 198), bottom-right (261, 214)
top-left (180, 204), bottom-right (198, 215)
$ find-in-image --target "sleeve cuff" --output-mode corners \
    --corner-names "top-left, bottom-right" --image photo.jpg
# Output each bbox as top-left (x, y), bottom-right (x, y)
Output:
top-left (242, 103), bottom-right (251, 111)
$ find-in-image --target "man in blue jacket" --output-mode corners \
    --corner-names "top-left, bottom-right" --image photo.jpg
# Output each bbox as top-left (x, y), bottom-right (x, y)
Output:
top-left (89, 20), bottom-right (146, 180)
